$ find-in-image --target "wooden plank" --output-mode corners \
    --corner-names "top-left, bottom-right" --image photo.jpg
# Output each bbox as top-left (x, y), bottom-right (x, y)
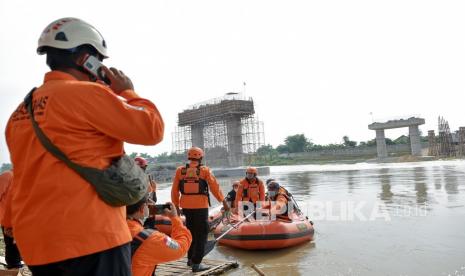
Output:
top-left (156, 257), bottom-right (238, 276)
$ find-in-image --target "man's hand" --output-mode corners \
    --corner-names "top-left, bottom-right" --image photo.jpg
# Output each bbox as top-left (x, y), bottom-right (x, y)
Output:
top-left (101, 66), bottom-right (134, 94)
top-left (222, 199), bottom-right (231, 213)
top-left (163, 202), bottom-right (178, 218)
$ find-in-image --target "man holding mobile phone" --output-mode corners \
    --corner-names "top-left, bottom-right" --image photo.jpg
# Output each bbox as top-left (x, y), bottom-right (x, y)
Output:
top-left (5, 18), bottom-right (164, 276)
top-left (126, 197), bottom-right (192, 276)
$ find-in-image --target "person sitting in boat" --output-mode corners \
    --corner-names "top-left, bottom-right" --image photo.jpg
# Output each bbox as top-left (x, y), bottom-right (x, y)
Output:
top-left (126, 194), bottom-right (192, 276)
top-left (235, 167), bottom-right (265, 217)
top-left (226, 181), bottom-right (240, 209)
top-left (263, 180), bottom-right (292, 221)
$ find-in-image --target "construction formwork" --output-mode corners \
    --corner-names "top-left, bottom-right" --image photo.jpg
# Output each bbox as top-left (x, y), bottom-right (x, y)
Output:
top-left (437, 116), bottom-right (455, 157)
top-left (428, 117), bottom-right (465, 158)
top-left (173, 93), bottom-right (265, 167)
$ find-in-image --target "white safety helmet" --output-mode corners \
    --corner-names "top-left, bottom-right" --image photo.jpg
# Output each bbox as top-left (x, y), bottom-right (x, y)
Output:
top-left (37, 18), bottom-right (108, 58)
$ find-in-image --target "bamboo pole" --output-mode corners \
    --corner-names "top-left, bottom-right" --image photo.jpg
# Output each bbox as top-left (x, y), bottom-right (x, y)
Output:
top-left (251, 264), bottom-right (266, 276)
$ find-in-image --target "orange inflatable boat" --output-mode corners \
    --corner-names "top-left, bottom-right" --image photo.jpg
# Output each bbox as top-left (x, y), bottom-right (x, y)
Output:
top-left (212, 212), bottom-right (314, 250)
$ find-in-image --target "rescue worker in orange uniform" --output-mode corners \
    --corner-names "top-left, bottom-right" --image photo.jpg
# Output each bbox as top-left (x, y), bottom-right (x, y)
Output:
top-left (4, 18), bottom-right (164, 275)
top-left (263, 181), bottom-right (292, 220)
top-left (135, 156), bottom-right (158, 229)
top-left (234, 167), bottom-right (265, 216)
top-left (0, 170), bottom-right (22, 269)
top-left (127, 196), bottom-right (192, 276)
top-left (171, 147), bottom-right (230, 272)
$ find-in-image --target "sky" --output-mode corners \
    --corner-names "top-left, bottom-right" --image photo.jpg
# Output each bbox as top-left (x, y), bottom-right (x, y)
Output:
top-left (1, 0), bottom-right (464, 164)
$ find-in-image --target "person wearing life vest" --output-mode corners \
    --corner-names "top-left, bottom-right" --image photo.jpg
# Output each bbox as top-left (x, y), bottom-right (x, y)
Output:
top-left (263, 180), bottom-right (291, 220)
top-left (0, 170), bottom-right (22, 269)
top-left (5, 18), bottom-right (164, 275)
top-left (226, 181), bottom-right (240, 209)
top-left (126, 195), bottom-right (192, 276)
top-left (234, 167), bottom-right (265, 216)
top-left (135, 157), bottom-right (158, 229)
top-left (171, 147), bottom-right (230, 272)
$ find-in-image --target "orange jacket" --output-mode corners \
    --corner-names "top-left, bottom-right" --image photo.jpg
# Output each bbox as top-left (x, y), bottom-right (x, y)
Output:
top-left (171, 164), bottom-right (225, 209)
top-left (0, 170), bottom-right (13, 225)
top-left (4, 71), bottom-right (164, 265)
top-left (235, 178), bottom-right (265, 206)
top-left (263, 188), bottom-right (290, 218)
top-left (128, 217), bottom-right (192, 276)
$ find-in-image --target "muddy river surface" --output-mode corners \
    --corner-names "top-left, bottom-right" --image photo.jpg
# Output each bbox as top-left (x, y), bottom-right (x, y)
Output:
top-left (156, 160), bottom-right (465, 276)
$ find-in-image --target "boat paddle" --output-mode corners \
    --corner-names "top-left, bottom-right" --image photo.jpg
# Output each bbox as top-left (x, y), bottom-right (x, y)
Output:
top-left (203, 210), bottom-right (256, 257)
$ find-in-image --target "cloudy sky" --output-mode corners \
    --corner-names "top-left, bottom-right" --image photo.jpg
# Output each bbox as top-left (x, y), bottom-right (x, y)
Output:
top-left (1, 0), bottom-right (464, 164)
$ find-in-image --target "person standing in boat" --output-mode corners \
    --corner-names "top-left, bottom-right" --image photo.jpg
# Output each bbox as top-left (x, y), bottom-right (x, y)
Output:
top-left (234, 167), bottom-right (265, 218)
top-left (225, 180), bottom-right (240, 209)
top-left (171, 147), bottom-right (230, 272)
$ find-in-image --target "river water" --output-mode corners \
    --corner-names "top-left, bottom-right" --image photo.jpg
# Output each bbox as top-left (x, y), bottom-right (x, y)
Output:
top-left (156, 160), bottom-right (465, 276)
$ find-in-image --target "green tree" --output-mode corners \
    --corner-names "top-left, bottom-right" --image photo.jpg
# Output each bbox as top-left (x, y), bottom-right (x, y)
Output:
top-left (385, 138), bottom-right (395, 145)
top-left (276, 144), bottom-right (289, 154)
top-left (128, 152), bottom-right (138, 158)
top-left (256, 144), bottom-right (278, 161)
top-left (366, 139), bottom-right (377, 147)
top-left (342, 136), bottom-right (357, 147)
top-left (139, 153), bottom-right (151, 159)
top-left (284, 134), bottom-right (312, 153)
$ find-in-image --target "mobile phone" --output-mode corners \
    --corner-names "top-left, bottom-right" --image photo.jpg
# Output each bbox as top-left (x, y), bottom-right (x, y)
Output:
top-left (149, 204), bottom-right (171, 215)
top-left (79, 54), bottom-right (111, 84)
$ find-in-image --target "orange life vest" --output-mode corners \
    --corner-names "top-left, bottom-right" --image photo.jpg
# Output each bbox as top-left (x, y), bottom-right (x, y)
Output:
top-left (272, 187), bottom-right (291, 219)
top-left (178, 165), bottom-right (210, 205)
top-left (241, 178), bottom-right (263, 203)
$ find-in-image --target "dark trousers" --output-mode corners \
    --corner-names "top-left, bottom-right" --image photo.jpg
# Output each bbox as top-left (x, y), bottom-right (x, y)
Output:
top-left (1, 227), bottom-right (22, 269)
top-left (28, 243), bottom-right (131, 276)
top-left (183, 208), bottom-right (209, 265)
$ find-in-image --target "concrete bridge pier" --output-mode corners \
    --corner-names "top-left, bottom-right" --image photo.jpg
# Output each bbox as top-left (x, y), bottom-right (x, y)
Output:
top-left (409, 125), bottom-right (422, 156)
top-left (226, 116), bottom-right (244, 167)
top-left (191, 124), bottom-right (205, 149)
top-left (376, 129), bottom-right (388, 158)
top-left (368, 117), bottom-right (425, 159)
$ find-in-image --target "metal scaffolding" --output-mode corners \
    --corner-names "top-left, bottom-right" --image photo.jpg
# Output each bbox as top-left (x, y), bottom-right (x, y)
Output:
top-left (172, 93), bottom-right (265, 167)
top-left (172, 126), bottom-right (192, 155)
top-left (241, 115), bottom-right (265, 154)
top-left (428, 116), bottom-right (464, 158)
